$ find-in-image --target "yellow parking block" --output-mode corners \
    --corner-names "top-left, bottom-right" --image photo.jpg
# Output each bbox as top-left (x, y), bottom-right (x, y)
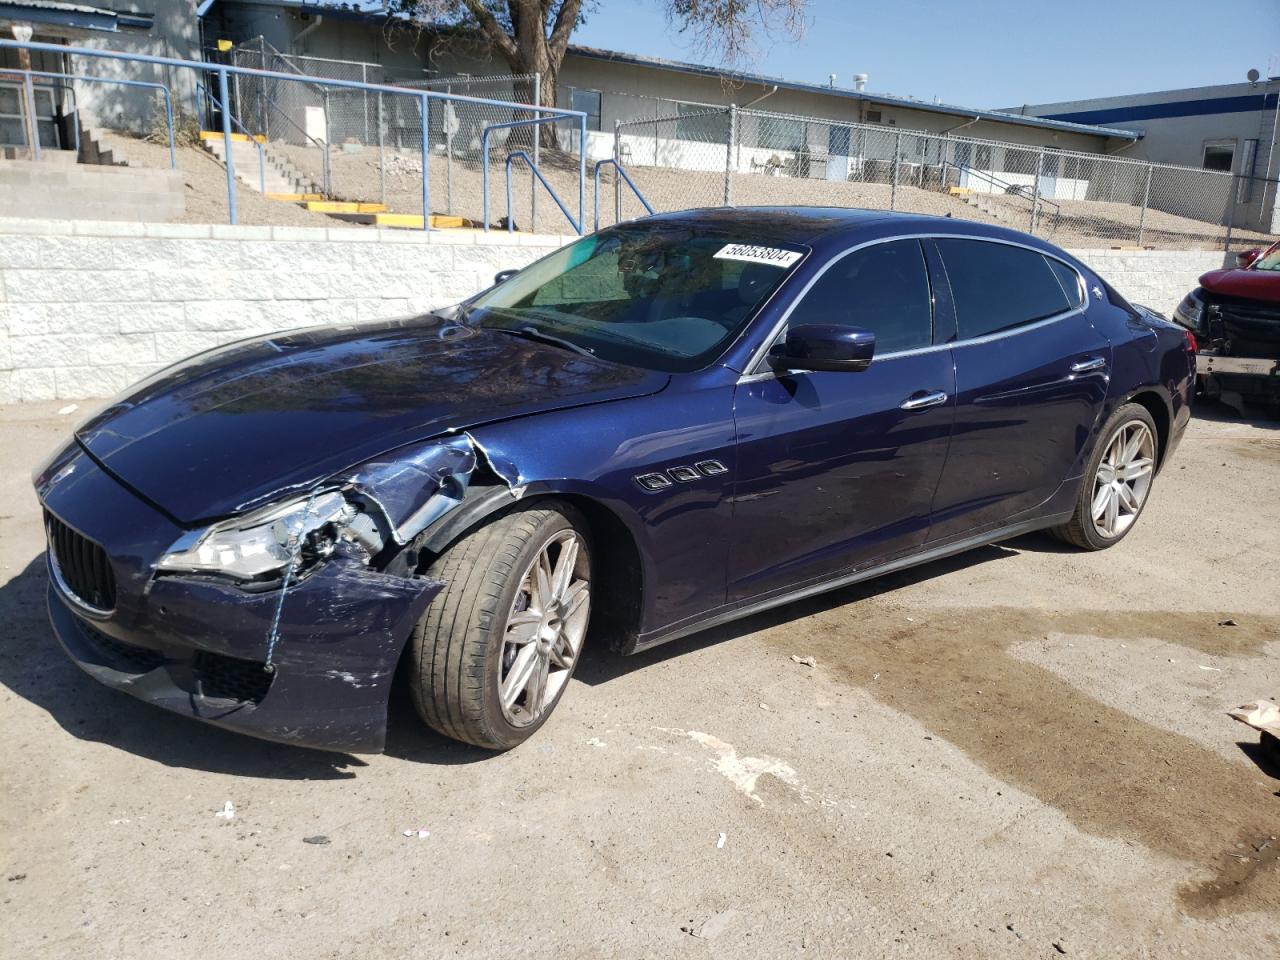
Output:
top-left (199, 130), bottom-right (266, 144)
top-left (305, 201), bottom-right (388, 214)
top-left (369, 214), bottom-right (468, 229)
top-left (266, 192), bottom-right (325, 202)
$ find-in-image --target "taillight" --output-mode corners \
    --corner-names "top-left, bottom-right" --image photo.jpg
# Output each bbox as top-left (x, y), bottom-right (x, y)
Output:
top-left (1183, 329), bottom-right (1197, 353)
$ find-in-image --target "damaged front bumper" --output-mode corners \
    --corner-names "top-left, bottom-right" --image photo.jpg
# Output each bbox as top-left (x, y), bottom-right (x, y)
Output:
top-left (47, 558), bottom-right (442, 753)
top-left (36, 444), bottom-right (445, 753)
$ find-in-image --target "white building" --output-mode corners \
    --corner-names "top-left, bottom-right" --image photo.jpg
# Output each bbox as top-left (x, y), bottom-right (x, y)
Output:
top-left (1010, 79), bottom-right (1280, 233)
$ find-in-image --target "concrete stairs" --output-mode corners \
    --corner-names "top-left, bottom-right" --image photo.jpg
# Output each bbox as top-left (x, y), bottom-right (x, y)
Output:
top-left (199, 132), bottom-right (322, 197)
top-left (962, 192), bottom-right (1013, 224)
top-left (78, 127), bottom-right (126, 166)
top-left (197, 131), bottom-right (466, 231)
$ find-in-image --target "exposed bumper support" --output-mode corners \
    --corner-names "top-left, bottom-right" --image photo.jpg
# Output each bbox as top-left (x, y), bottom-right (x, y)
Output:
top-left (1197, 353), bottom-right (1280, 377)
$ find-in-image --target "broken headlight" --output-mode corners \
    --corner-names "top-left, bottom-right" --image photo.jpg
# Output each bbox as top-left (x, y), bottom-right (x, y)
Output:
top-left (156, 490), bottom-right (369, 582)
top-left (1173, 289), bottom-right (1204, 331)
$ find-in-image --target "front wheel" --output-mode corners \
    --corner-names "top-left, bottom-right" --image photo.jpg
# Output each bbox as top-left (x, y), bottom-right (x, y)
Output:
top-left (408, 501), bottom-right (591, 750)
top-left (1052, 402), bottom-right (1159, 550)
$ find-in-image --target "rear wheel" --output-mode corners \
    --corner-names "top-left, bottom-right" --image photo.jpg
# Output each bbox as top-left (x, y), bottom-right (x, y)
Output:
top-left (408, 501), bottom-right (591, 750)
top-left (1052, 402), bottom-right (1158, 550)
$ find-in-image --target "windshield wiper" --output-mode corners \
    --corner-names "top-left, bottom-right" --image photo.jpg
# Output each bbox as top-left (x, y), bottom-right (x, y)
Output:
top-left (490, 325), bottom-right (596, 359)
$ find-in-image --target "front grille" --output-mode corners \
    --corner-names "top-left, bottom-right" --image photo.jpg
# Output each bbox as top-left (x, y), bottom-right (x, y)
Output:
top-left (192, 651), bottom-right (273, 704)
top-left (46, 511), bottom-right (116, 612)
top-left (1206, 294), bottom-right (1280, 358)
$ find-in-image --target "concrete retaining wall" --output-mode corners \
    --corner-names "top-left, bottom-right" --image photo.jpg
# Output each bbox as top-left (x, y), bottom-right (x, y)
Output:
top-left (0, 218), bottom-right (1228, 403)
top-left (0, 219), bottom-right (566, 403)
top-left (0, 162), bottom-right (185, 222)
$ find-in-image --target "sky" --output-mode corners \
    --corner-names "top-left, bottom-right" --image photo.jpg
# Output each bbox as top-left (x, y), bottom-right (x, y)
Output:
top-left (569, 0), bottom-right (1280, 108)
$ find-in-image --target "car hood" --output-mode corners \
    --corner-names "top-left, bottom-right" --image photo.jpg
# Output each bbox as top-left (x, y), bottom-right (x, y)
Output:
top-left (76, 316), bottom-right (668, 523)
top-left (1199, 267), bottom-right (1280, 304)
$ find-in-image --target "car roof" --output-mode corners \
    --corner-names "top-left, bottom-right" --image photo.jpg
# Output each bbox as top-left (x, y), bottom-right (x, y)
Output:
top-left (635, 206), bottom-right (1041, 248)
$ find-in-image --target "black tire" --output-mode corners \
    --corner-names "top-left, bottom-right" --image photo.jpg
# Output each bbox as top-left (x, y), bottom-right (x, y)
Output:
top-left (408, 500), bottom-right (590, 750)
top-left (1051, 402), bottom-right (1159, 551)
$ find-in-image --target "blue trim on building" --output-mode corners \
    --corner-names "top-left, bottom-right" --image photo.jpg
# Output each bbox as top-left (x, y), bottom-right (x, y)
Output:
top-left (1043, 92), bottom-right (1280, 126)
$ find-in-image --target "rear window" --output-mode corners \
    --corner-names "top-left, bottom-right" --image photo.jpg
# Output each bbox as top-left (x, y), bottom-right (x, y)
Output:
top-left (936, 239), bottom-right (1074, 340)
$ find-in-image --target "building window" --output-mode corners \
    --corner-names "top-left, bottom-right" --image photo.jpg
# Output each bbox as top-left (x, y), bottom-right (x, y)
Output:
top-left (759, 116), bottom-right (807, 151)
top-left (1202, 141), bottom-right (1235, 172)
top-left (866, 110), bottom-right (883, 123)
top-left (571, 89), bottom-right (601, 132)
top-left (675, 101), bottom-right (729, 143)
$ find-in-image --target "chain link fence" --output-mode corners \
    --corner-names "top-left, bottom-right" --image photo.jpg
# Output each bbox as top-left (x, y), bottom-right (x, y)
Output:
top-left (219, 41), bottom-right (577, 229)
top-left (602, 99), bottom-right (1271, 251)
top-left (394, 72), bottom-right (541, 222)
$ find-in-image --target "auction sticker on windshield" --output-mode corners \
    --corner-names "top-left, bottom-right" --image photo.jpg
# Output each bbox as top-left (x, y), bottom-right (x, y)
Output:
top-left (713, 244), bottom-right (803, 268)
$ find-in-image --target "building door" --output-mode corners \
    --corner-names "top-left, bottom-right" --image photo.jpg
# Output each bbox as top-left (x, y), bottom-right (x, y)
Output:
top-left (826, 124), bottom-right (851, 180)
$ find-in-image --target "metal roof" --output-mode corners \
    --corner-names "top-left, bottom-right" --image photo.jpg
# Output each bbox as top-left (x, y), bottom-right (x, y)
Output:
top-left (205, 2), bottom-right (1140, 141)
top-left (0, 0), bottom-right (154, 32)
top-left (568, 44), bottom-right (1142, 141)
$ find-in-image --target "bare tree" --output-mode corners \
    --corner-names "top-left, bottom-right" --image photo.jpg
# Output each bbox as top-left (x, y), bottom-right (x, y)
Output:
top-left (395, 0), bottom-right (808, 144)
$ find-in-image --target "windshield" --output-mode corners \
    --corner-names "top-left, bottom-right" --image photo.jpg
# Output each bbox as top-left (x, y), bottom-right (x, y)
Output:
top-left (1252, 242), bottom-right (1280, 272)
top-left (466, 225), bottom-right (806, 372)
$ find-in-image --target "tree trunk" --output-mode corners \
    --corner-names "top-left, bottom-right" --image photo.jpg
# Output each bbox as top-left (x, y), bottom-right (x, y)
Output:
top-left (503, 36), bottom-right (561, 151)
top-left (508, 70), bottom-right (558, 150)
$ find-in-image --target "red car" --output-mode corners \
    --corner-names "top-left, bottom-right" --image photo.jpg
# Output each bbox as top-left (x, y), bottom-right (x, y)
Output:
top-left (1173, 240), bottom-right (1280, 414)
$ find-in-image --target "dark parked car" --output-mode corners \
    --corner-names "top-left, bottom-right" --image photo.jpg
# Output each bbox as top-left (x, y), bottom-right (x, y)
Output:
top-left (1173, 239), bottom-right (1280, 415)
top-left (34, 208), bottom-right (1196, 753)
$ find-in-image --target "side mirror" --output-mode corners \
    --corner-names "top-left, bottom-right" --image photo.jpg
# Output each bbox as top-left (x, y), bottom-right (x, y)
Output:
top-left (493, 269), bottom-right (519, 286)
top-left (769, 323), bottom-right (875, 373)
top-left (1236, 248), bottom-right (1262, 269)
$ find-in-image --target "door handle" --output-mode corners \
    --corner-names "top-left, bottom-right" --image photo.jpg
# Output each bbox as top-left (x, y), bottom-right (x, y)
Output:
top-left (900, 390), bottom-right (949, 411)
top-left (1070, 356), bottom-right (1107, 374)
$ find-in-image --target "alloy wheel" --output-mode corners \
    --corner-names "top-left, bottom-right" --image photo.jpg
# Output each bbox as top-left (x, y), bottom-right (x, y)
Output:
top-left (498, 530), bottom-right (590, 726)
top-left (1090, 420), bottom-right (1155, 539)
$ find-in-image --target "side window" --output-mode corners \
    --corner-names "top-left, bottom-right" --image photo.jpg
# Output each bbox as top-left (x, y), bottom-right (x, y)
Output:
top-left (1046, 257), bottom-right (1084, 307)
top-left (936, 239), bottom-right (1072, 339)
top-left (786, 239), bottom-right (933, 354)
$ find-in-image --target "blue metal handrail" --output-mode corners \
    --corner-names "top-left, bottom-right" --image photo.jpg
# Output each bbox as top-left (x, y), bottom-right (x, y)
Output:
top-left (504, 151), bottom-right (580, 234)
top-left (482, 115), bottom-right (588, 235)
top-left (0, 38), bottom-right (587, 229)
top-left (197, 80), bottom-right (266, 194)
top-left (20, 69), bottom-right (175, 168)
top-left (592, 158), bottom-right (653, 232)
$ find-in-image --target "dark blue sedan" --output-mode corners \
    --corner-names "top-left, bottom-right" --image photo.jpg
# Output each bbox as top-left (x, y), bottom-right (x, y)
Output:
top-left (34, 208), bottom-right (1197, 752)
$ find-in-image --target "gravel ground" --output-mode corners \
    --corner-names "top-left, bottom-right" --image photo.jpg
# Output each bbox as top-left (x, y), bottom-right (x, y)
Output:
top-left (1, 399), bottom-right (1277, 958)
top-left (149, 136), bottom-right (1272, 250)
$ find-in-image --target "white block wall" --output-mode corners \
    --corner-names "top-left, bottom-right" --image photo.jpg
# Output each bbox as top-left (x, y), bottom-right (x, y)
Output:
top-left (0, 218), bottom-right (1229, 403)
top-left (1066, 249), bottom-right (1228, 317)
top-left (0, 220), bottom-right (567, 404)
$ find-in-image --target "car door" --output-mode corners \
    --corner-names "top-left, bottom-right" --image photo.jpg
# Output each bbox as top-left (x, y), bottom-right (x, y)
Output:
top-left (728, 238), bottom-right (956, 602)
top-left (927, 238), bottom-right (1110, 542)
